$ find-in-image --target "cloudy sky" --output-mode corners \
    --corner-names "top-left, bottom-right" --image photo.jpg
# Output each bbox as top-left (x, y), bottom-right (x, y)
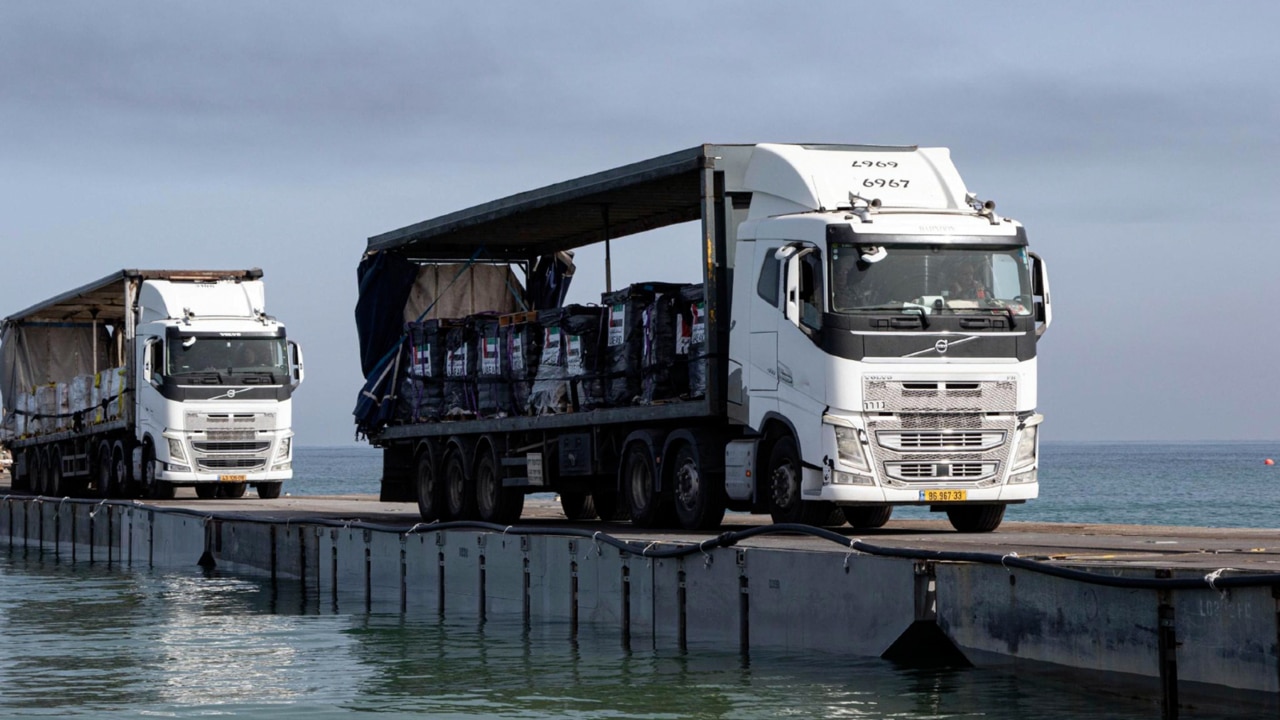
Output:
top-left (2, 2), bottom-right (1277, 446)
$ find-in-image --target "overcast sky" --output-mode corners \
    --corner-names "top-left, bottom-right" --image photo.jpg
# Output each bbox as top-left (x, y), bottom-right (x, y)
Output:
top-left (2, 2), bottom-right (1277, 446)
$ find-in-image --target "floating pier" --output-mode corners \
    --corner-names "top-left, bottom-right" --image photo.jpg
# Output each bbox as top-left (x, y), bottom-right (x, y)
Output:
top-left (2, 489), bottom-right (1277, 717)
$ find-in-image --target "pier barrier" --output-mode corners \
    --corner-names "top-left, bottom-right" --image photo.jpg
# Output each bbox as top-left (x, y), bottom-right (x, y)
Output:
top-left (2, 495), bottom-right (1277, 717)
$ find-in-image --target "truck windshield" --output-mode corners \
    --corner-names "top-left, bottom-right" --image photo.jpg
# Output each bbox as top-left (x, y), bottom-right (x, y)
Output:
top-left (830, 243), bottom-right (1034, 316)
top-left (168, 337), bottom-right (288, 377)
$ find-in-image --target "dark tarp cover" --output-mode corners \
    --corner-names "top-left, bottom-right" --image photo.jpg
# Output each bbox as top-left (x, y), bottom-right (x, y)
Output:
top-left (355, 251), bottom-right (419, 378)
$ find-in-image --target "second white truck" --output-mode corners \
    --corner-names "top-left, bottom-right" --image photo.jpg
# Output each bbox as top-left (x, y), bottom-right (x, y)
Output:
top-left (1, 269), bottom-right (304, 499)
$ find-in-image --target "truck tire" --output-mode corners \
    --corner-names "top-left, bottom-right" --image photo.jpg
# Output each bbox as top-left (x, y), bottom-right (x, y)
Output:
top-left (443, 444), bottom-right (477, 520)
top-left (558, 492), bottom-right (597, 520)
top-left (622, 441), bottom-right (667, 528)
top-left (945, 504), bottom-right (1005, 533)
top-left (256, 482), bottom-right (283, 500)
top-left (414, 448), bottom-right (444, 521)
top-left (142, 442), bottom-right (175, 500)
top-left (110, 441), bottom-right (131, 499)
top-left (669, 442), bottom-right (726, 531)
top-left (842, 506), bottom-right (893, 529)
top-left (195, 484), bottom-right (219, 499)
top-left (95, 442), bottom-right (114, 498)
top-left (48, 446), bottom-right (63, 497)
top-left (32, 448), bottom-right (48, 496)
top-left (766, 436), bottom-right (837, 526)
top-left (475, 445), bottom-right (523, 525)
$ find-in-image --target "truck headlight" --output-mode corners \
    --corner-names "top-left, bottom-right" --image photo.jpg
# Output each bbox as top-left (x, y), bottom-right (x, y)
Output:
top-left (276, 437), bottom-right (292, 461)
top-left (1012, 425), bottom-right (1037, 469)
top-left (833, 425), bottom-right (869, 471)
top-left (167, 437), bottom-right (187, 463)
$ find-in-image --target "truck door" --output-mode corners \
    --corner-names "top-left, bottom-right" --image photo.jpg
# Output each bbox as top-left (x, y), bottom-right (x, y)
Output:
top-left (137, 337), bottom-right (165, 446)
top-left (777, 243), bottom-right (827, 407)
top-left (748, 245), bottom-right (781, 394)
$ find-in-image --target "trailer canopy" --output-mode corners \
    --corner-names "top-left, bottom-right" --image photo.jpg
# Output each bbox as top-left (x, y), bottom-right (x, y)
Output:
top-left (365, 145), bottom-right (736, 261)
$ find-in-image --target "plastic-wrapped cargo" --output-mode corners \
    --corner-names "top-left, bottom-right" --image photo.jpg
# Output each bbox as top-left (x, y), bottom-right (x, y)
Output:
top-left (398, 320), bottom-right (446, 423)
top-left (679, 283), bottom-right (708, 399)
top-left (35, 384), bottom-right (57, 434)
top-left (561, 305), bottom-right (604, 411)
top-left (501, 313), bottom-right (541, 416)
top-left (471, 314), bottom-right (512, 418)
top-left (70, 375), bottom-right (94, 416)
top-left (443, 320), bottom-right (476, 419)
top-left (528, 305), bottom-right (603, 414)
top-left (98, 366), bottom-right (126, 422)
top-left (640, 287), bottom-right (691, 404)
top-left (602, 282), bottom-right (684, 406)
top-left (528, 309), bottom-right (568, 415)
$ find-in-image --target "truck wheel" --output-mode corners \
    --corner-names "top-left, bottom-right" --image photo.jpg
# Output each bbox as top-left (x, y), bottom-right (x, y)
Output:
top-left (945, 504), bottom-right (1005, 533)
top-left (32, 448), bottom-right (47, 495)
top-left (475, 446), bottom-right (523, 525)
top-left (414, 449), bottom-right (443, 521)
top-left (559, 492), bottom-right (597, 520)
top-left (622, 441), bottom-right (667, 528)
top-left (670, 442), bottom-right (726, 531)
top-left (95, 443), bottom-right (113, 498)
top-left (767, 436), bottom-right (837, 526)
top-left (142, 442), bottom-right (174, 500)
top-left (110, 441), bottom-right (130, 499)
top-left (256, 482), bottom-right (283, 500)
top-left (443, 445), bottom-right (477, 520)
top-left (842, 506), bottom-right (893, 529)
top-left (48, 446), bottom-right (63, 497)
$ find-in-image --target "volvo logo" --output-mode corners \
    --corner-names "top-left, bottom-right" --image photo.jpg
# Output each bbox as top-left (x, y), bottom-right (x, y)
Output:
top-left (209, 387), bottom-right (252, 401)
top-left (904, 335), bottom-right (980, 358)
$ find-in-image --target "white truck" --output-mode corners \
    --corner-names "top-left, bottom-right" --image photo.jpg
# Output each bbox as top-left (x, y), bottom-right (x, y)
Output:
top-left (1, 269), bottom-right (304, 500)
top-left (357, 143), bottom-right (1050, 532)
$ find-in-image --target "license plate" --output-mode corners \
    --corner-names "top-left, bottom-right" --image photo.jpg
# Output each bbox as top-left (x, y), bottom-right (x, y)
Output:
top-left (219, 474), bottom-right (247, 483)
top-left (920, 489), bottom-right (967, 502)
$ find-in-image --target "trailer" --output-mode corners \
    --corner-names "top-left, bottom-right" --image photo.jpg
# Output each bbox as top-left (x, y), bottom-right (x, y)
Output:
top-left (1, 269), bottom-right (304, 500)
top-left (355, 143), bottom-right (1051, 532)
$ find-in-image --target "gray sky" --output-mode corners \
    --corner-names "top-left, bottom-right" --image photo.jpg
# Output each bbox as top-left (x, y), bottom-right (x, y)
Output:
top-left (2, 2), bottom-right (1277, 445)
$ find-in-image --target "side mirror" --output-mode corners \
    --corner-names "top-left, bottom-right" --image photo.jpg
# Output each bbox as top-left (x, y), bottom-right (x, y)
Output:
top-left (1029, 251), bottom-right (1052, 337)
top-left (783, 253), bottom-right (802, 326)
top-left (288, 340), bottom-right (305, 388)
top-left (142, 338), bottom-right (158, 386)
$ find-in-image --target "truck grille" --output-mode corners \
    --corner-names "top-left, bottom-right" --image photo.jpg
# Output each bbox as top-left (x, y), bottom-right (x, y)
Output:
top-left (185, 412), bottom-right (276, 472)
top-left (864, 378), bottom-right (1017, 414)
top-left (877, 430), bottom-right (1005, 452)
top-left (194, 441), bottom-right (271, 453)
top-left (886, 461), bottom-right (998, 481)
top-left (199, 458), bottom-right (265, 471)
top-left (867, 413), bottom-right (1014, 487)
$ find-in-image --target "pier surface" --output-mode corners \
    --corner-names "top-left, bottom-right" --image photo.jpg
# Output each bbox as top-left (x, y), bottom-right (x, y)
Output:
top-left (3, 482), bottom-right (1277, 716)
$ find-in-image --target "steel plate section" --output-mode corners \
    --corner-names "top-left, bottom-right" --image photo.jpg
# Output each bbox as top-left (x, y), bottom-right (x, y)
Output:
top-left (403, 532), bottom-right (443, 613)
top-left (746, 550), bottom-right (916, 656)
top-left (479, 532), bottom-right (527, 618)
top-left (438, 531), bottom-right (485, 617)
top-left (652, 549), bottom-right (744, 650)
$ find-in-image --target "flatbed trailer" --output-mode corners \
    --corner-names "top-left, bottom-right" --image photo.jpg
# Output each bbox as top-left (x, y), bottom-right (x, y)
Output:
top-left (359, 143), bottom-right (1050, 532)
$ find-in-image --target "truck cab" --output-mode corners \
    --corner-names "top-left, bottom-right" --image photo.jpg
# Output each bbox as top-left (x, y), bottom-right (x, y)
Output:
top-left (727, 144), bottom-right (1050, 531)
top-left (135, 279), bottom-right (303, 499)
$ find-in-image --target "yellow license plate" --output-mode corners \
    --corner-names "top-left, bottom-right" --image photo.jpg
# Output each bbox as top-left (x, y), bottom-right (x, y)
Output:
top-left (219, 474), bottom-right (247, 483)
top-left (920, 489), bottom-right (967, 502)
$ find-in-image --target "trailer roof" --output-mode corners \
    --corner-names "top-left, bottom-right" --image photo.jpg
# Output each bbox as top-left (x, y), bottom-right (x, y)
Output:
top-left (3, 269), bottom-right (263, 325)
top-left (366, 145), bottom-right (743, 261)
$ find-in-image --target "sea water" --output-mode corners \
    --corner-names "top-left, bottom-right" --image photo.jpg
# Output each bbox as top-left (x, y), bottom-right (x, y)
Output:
top-left (1, 442), bottom-right (1273, 718)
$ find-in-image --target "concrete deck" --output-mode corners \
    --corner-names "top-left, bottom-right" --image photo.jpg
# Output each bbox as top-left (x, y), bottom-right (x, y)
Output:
top-left (2, 483), bottom-right (1276, 717)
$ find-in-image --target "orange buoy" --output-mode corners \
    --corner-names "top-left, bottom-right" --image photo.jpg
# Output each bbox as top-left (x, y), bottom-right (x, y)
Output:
top-left (1266, 458), bottom-right (1276, 466)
